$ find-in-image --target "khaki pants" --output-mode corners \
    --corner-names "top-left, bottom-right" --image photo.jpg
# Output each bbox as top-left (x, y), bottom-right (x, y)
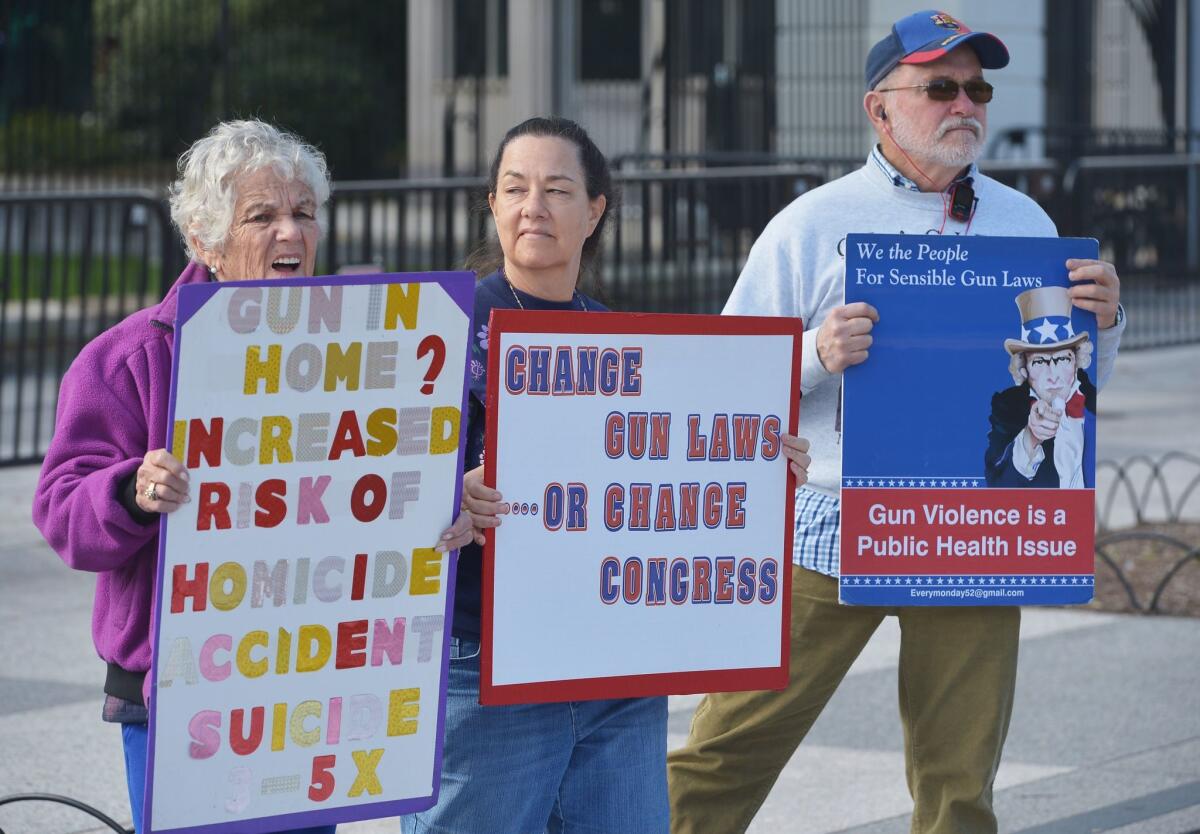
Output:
top-left (668, 568), bottom-right (1020, 834)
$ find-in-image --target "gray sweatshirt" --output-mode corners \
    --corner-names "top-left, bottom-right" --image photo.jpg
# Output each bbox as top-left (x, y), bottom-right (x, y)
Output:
top-left (723, 156), bottom-right (1124, 499)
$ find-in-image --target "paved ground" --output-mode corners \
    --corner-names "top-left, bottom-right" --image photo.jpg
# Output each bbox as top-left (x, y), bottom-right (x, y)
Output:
top-left (1091, 344), bottom-right (1200, 530)
top-left (1, 345), bottom-right (1198, 834)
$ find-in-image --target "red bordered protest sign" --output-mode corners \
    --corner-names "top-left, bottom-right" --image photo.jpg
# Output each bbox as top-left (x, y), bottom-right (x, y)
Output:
top-left (481, 311), bottom-right (802, 705)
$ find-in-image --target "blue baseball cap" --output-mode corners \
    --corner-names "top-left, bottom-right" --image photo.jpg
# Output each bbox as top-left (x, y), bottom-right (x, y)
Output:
top-left (865, 10), bottom-right (1009, 90)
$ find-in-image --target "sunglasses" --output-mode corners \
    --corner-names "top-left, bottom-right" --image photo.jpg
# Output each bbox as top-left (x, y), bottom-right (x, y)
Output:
top-left (876, 78), bottom-right (994, 103)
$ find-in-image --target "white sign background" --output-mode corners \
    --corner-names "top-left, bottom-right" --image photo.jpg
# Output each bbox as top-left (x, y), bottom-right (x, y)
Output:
top-left (485, 313), bottom-right (801, 702)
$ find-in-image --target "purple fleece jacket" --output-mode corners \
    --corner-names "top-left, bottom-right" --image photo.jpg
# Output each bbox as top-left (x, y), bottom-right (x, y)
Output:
top-left (33, 262), bottom-right (210, 699)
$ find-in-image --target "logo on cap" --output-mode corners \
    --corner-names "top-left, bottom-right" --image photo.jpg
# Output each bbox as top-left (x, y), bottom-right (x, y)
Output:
top-left (930, 13), bottom-right (961, 30)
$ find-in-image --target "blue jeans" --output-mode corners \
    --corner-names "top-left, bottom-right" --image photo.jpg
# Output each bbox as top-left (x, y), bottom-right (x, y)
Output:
top-left (401, 637), bottom-right (669, 834)
top-left (120, 722), bottom-right (337, 834)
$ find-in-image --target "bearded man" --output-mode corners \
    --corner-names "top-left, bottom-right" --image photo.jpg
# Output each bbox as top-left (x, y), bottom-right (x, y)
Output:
top-left (668, 10), bottom-right (1124, 834)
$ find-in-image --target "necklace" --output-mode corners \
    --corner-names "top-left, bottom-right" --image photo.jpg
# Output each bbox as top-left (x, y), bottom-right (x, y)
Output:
top-left (504, 274), bottom-right (588, 312)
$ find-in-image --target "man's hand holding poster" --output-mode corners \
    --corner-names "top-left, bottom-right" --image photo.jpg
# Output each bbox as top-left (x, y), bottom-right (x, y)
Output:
top-left (147, 274), bottom-right (472, 833)
top-left (840, 235), bottom-right (1097, 605)
top-left (481, 312), bottom-right (802, 704)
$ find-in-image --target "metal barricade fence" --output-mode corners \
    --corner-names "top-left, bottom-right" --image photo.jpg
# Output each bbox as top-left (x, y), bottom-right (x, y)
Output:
top-left (1064, 154), bottom-right (1200, 350)
top-left (0, 166), bottom-right (816, 466)
top-left (321, 177), bottom-right (491, 276)
top-left (0, 193), bottom-right (184, 465)
top-left (321, 166), bottom-right (823, 314)
top-left (601, 165), bottom-right (821, 312)
top-left (985, 154), bottom-right (1200, 350)
top-left (1, 158), bottom-right (1197, 466)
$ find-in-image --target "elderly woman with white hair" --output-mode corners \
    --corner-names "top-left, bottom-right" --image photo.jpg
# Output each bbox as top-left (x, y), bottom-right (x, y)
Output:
top-left (32, 119), bottom-right (345, 833)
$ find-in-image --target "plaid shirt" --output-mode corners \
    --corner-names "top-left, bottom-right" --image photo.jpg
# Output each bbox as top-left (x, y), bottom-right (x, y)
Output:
top-left (794, 488), bottom-right (841, 577)
top-left (795, 149), bottom-right (981, 580)
top-left (870, 144), bottom-right (977, 192)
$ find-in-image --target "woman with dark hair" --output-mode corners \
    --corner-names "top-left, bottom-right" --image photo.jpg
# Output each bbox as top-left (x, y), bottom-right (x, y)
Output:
top-left (402, 117), bottom-right (811, 834)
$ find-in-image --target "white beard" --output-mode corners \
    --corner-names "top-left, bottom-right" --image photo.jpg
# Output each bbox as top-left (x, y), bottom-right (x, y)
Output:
top-left (888, 113), bottom-right (984, 169)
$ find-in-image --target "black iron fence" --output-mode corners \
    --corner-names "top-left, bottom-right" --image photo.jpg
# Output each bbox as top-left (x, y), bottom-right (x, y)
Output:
top-left (599, 166), bottom-right (821, 312)
top-left (1093, 452), bottom-right (1200, 615)
top-left (988, 127), bottom-right (1200, 162)
top-left (984, 154), bottom-right (1200, 350)
top-left (323, 166), bottom-right (824, 315)
top-left (0, 165), bottom-right (816, 464)
top-left (0, 192), bottom-right (184, 463)
top-left (1, 1), bottom-right (409, 190)
top-left (7, 3), bottom-right (1191, 186)
top-left (1, 157), bottom-right (1198, 465)
top-left (322, 177), bottom-right (490, 276)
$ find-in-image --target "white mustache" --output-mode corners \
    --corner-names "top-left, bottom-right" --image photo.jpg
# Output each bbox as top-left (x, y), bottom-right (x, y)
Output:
top-left (936, 117), bottom-right (982, 139)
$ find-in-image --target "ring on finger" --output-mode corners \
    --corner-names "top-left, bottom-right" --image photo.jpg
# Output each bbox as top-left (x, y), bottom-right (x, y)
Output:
top-left (144, 482), bottom-right (158, 502)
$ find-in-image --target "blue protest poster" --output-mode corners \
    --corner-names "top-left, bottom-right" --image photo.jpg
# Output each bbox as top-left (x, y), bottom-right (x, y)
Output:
top-left (840, 234), bottom-right (1098, 606)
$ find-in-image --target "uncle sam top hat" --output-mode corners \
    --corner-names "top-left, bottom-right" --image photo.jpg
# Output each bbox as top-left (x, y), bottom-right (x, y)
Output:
top-left (1004, 286), bottom-right (1090, 355)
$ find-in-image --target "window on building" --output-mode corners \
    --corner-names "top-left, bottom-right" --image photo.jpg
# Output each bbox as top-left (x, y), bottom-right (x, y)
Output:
top-left (580, 0), bottom-right (641, 80)
top-left (454, 0), bottom-right (508, 78)
top-left (684, 1), bottom-right (722, 76)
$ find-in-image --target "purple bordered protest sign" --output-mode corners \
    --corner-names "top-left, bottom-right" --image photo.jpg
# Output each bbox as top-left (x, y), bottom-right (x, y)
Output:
top-left (481, 311), bottom-right (802, 705)
top-left (840, 234), bottom-right (1098, 606)
top-left (145, 273), bottom-right (472, 834)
